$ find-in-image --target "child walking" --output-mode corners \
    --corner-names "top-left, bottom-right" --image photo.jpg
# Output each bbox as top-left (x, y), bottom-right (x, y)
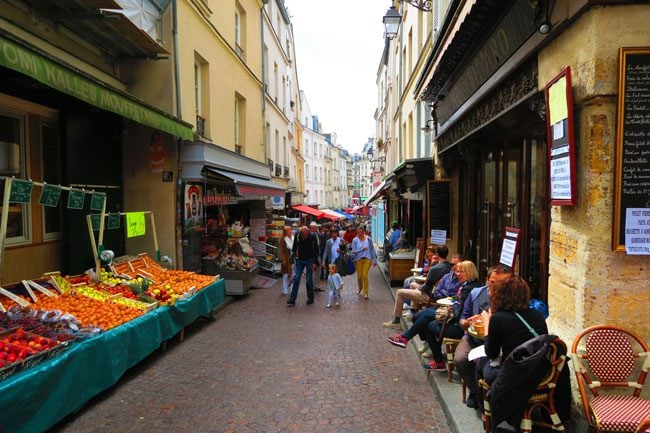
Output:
top-left (326, 263), bottom-right (343, 308)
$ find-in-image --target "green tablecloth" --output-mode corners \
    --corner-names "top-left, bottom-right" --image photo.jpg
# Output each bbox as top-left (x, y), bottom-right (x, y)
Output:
top-left (0, 279), bottom-right (225, 433)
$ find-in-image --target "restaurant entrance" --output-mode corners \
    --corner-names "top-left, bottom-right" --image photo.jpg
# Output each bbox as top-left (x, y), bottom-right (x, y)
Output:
top-left (468, 130), bottom-right (549, 300)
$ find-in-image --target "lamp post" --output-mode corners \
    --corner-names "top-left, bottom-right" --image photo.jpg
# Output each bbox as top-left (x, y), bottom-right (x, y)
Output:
top-left (383, 1), bottom-right (432, 40)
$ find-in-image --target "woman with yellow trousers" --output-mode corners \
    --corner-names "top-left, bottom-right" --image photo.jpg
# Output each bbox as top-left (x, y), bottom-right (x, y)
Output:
top-left (351, 227), bottom-right (377, 299)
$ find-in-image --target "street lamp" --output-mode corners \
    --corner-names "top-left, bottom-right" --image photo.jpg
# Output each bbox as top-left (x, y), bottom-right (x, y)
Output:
top-left (383, 1), bottom-right (432, 39)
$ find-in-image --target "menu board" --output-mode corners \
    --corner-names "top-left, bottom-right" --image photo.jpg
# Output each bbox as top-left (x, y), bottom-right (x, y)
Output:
top-left (427, 180), bottom-right (451, 241)
top-left (613, 48), bottom-right (650, 251)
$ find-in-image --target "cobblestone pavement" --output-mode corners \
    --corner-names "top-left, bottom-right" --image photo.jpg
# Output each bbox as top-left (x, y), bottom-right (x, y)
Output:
top-left (50, 267), bottom-right (452, 433)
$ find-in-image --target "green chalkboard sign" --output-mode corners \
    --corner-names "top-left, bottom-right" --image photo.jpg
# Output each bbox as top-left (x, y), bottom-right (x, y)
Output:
top-left (67, 189), bottom-right (85, 209)
top-left (90, 192), bottom-right (105, 211)
top-left (91, 213), bottom-right (102, 231)
top-left (9, 179), bottom-right (33, 203)
top-left (107, 213), bottom-right (121, 230)
top-left (39, 184), bottom-right (61, 207)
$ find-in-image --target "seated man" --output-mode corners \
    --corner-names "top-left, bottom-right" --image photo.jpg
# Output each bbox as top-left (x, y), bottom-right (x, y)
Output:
top-left (402, 246), bottom-right (436, 290)
top-left (382, 245), bottom-right (452, 328)
top-left (453, 264), bottom-right (510, 408)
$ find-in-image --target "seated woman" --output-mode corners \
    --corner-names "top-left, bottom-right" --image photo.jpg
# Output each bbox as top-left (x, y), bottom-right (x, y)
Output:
top-left (386, 260), bottom-right (480, 372)
top-left (402, 246), bottom-right (435, 290)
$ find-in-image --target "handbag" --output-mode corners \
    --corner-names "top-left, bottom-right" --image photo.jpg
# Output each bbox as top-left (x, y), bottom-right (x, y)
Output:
top-left (434, 305), bottom-right (455, 324)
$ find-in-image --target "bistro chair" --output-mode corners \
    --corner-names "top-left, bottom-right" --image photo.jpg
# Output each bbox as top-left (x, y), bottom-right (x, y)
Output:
top-left (479, 337), bottom-right (568, 433)
top-left (442, 337), bottom-right (467, 403)
top-left (635, 417), bottom-right (650, 433)
top-left (571, 325), bottom-right (650, 433)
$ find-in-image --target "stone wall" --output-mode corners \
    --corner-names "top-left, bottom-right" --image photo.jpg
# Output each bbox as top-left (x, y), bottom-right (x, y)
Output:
top-left (538, 4), bottom-right (650, 345)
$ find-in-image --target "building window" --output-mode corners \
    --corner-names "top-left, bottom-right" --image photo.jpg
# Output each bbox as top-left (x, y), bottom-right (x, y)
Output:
top-left (235, 93), bottom-right (246, 154)
top-left (235, 5), bottom-right (245, 58)
top-left (41, 120), bottom-right (62, 240)
top-left (194, 52), bottom-right (209, 136)
top-left (0, 109), bottom-right (29, 244)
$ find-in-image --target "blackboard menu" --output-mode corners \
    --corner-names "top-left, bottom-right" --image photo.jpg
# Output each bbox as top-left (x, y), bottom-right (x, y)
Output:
top-left (613, 48), bottom-right (650, 251)
top-left (9, 179), bottom-right (32, 203)
top-left (427, 180), bottom-right (451, 239)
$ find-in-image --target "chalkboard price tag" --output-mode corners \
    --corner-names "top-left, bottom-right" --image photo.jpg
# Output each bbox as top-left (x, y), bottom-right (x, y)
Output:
top-left (107, 213), bottom-right (121, 230)
top-left (39, 184), bottom-right (61, 207)
top-left (67, 189), bottom-right (85, 209)
top-left (9, 179), bottom-right (33, 203)
top-left (90, 192), bottom-right (105, 211)
top-left (90, 213), bottom-right (102, 231)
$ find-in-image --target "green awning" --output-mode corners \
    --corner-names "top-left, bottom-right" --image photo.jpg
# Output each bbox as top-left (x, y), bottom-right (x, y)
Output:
top-left (0, 34), bottom-right (193, 140)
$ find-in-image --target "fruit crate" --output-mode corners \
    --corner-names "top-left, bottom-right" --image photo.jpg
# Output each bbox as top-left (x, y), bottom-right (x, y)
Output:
top-left (111, 296), bottom-right (158, 313)
top-left (0, 328), bottom-right (70, 381)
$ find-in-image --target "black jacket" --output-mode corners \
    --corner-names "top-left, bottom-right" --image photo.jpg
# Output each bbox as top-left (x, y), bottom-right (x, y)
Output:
top-left (488, 334), bottom-right (570, 429)
top-left (292, 232), bottom-right (319, 261)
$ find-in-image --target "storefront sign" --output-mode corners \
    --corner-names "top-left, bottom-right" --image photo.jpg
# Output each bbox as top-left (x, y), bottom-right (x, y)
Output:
top-left (269, 195), bottom-right (284, 210)
top-left (126, 212), bottom-right (146, 238)
top-left (612, 47), bottom-right (650, 251)
top-left (499, 227), bottom-right (521, 269)
top-left (430, 230), bottom-right (447, 245)
top-left (0, 35), bottom-right (193, 140)
top-left (624, 208), bottom-right (650, 255)
top-left (204, 194), bottom-right (237, 206)
top-left (546, 67), bottom-right (577, 205)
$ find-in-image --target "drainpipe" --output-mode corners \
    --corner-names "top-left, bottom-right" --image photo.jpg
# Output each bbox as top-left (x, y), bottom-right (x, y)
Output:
top-left (172, 0), bottom-right (184, 270)
top-left (261, 3), bottom-right (268, 162)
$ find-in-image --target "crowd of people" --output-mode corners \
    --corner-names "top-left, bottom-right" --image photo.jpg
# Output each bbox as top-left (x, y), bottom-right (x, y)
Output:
top-left (278, 222), bottom-right (569, 431)
top-left (279, 220), bottom-right (376, 307)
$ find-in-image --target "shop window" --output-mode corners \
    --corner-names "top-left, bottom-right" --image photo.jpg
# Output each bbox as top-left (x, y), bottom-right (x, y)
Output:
top-left (41, 120), bottom-right (62, 240)
top-left (0, 110), bottom-right (29, 244)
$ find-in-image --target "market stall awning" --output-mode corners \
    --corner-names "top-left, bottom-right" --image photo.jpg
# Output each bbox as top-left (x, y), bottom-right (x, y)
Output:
top-left (206, 168), bottom-right (284, 197)
top-left (320, 209), bottom-right (344, 221)
top-left (0, 34), bottom-right (193, 140)
top-left (334, 209), bottom-right (354, 220)
top-left (291, 205), bottom-right (323, 218)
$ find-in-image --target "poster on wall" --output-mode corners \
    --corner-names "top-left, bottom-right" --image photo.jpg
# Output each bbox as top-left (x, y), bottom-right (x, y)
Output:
top-left (545, 67), bottom-right (577, 205)
top-left (430, 230), bottom-right (447, 245)
top-left (499, 227), bottom-right (521, 269)
top-left (184, 184), bottom-right (203, 233)
top-left (624, 208), bottom-right (650, 255)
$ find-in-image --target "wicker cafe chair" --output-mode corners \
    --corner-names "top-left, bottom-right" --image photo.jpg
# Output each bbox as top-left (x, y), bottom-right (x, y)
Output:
top-left (635, 417), bottom-right (650, 433)
top-left (442, 337), bottom-right (467, 403)
top-left (571, 325), bottom-right (650, 433)
top-left (479, 337), bottom-right (568, 433)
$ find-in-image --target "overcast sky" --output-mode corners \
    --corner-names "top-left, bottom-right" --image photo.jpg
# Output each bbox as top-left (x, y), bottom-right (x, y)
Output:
top-left (284, 1), bottom-right (390, 155)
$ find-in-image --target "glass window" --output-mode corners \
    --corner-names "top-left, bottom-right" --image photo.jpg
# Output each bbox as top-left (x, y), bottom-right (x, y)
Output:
top-left (0, 110), bottom-right (29, 244)
top-left (42, 121), bottom-right (62, 239)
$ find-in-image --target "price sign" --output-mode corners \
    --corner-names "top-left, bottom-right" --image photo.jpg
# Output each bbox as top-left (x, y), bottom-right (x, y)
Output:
top-left (90, 192), bottom-right (105, 211)
top-left (39, 184), bottom-right (61, 207)
top-left (67, 189), bottom-right (85, 209)
top-left (107, 213), bottom-right (121, 230)
top-left (9, 179), bottom-right (33, 203)
top-left (126, 212), bottom-right (146, 238)
top-left (499, 227), bottom-right (521, 269)
top-left (90, 213), bottom-right (102, 231)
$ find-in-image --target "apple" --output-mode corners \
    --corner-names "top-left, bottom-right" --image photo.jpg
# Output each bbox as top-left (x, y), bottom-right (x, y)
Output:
top-left (6, 354), bottom-right (16, 363)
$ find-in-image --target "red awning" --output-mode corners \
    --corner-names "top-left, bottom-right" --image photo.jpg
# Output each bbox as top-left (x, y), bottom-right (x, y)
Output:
top-left (291, 204), bottom-right (324, 218)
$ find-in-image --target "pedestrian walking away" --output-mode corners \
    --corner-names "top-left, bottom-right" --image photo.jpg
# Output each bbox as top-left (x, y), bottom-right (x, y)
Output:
top-left (287, 225), bottom-right (319, 306)
top-left (351, 226), bottom-right (377, 299)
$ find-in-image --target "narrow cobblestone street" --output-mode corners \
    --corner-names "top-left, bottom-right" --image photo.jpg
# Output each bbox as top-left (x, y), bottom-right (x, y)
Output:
top-left (50, 266), bottom-right (452, 433)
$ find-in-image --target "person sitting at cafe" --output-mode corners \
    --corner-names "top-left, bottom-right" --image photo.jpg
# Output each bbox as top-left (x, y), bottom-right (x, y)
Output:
top-left (402, 246), bottom-right (436, 290)
top-left (386, 260), bottom-right (480, 372)
top-left (453, 264), bottom-right (510, 408)
top-left (382, 245), bottom-right (451, 328)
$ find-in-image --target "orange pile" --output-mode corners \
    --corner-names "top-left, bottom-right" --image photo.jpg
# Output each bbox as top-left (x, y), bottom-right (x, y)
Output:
top-left (36, 293), bottom-right (142, 330)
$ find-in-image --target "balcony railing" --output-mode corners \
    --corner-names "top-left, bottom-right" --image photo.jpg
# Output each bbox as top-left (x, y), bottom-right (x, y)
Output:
top-left (196, 114), bottom-right (206, 136)
top-left (275, 163), bottom-right (282, 177)
top-left (284, 166), bottom-right (289, 177)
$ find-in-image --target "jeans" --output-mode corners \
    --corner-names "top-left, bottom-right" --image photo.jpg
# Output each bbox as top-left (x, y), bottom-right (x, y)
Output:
top-left (290, 258), bottom-right (314, 302)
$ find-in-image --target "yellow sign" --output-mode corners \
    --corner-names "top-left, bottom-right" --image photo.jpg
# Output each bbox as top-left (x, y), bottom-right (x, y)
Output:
top-left (548, 76), bottom-right (568, 125)
top-left (126, 212), bottom-right (146, 238)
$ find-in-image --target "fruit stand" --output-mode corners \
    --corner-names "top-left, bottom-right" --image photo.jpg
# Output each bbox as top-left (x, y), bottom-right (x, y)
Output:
top-left (0, 277), bottom-right (225, 433)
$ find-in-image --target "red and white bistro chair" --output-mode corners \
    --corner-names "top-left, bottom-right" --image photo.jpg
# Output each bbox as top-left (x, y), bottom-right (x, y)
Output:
top-left (571, 325), bottom-right (650, 433)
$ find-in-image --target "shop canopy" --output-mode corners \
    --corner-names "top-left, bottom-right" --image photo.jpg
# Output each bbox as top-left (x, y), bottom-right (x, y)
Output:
top-left (291, 205), bottom-right (324, 218)
top-left (205, 168), bottom-right (284, 197)
top-left (320, 209), bottom-right (345, 221)
top-left (334, 209), bottom-right (354, 220)
top-left (0, 34), bottom-right (193, 140)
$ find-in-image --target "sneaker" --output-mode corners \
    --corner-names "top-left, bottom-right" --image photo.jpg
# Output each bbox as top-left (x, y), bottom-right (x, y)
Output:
top-left (326, 304), bottom-right (331, 308)
top-left (306, 299), bottom-right (314, 305)
top-left (335, 301), bottom-right (340, 306)
top-left (422, 360), bottom-right (447, 371)
top-left (286, 300), bottom-right (295, 307)
top-left (387, 335), bottom-right (408, 348)
top-left (382, 319), bottom-right (401, 329)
